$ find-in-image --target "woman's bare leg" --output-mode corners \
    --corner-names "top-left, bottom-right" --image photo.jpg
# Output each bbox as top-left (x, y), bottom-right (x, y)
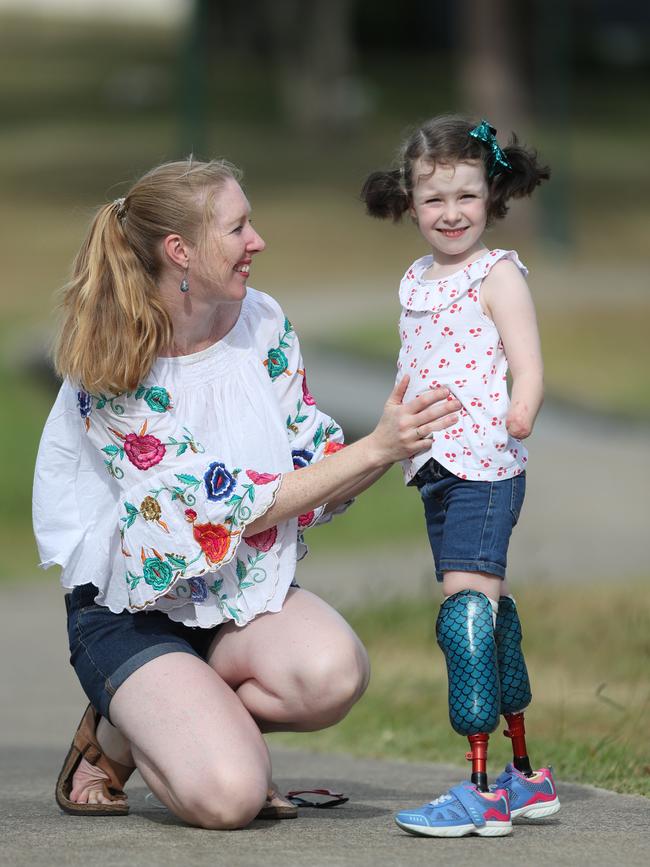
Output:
top-left (73, 652), bottom-right (271, 828)
top-left (207, 588), bottom-right (370, 732)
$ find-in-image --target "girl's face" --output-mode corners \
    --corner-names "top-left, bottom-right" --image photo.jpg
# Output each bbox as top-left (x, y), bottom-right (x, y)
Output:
top-left (409, 159), bottom-right (488, 263)
top-left (194, 177), bottom-right (266, 302)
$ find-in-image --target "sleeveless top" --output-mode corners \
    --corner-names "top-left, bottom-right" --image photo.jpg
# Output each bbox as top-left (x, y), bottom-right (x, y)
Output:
top-left (397, 248), bottom-right (529, 483)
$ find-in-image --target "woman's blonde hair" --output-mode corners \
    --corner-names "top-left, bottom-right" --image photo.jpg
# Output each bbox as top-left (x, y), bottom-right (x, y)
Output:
top-left (54, 158), bottom-right (241, 394)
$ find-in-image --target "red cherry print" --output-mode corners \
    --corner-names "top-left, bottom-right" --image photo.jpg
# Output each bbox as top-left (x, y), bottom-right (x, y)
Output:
top-left (410, 358), bottom-right (417, 368)
top-left (406, 344), bottom-right (412, 353)
top-left (432, 312), bottom-right (441, 324)
top-left (429, 380), bottom-right (441, 389)
top-left (470, 397), bottom-right (483, 408)
top-left (460, 408), bottom-right (468, 417)
top-left (401, 330), bottom-right (408, 340)
top-left (465, 359), bottom-right (477, 370)
top-left (424, 340), bottom-right (432, 350)
top-left (489, 392), bottom-right (500, 401)
top-left (497, 467), bottom-right (506, 478)
top-left (419, 367), bottom-right (430, 379)
top-left (449, 288), bottom-right (458, 299)
top-left (414, 325), bottom-right (422, 336)
top-left (454, 378), bottom-right (468, 388)
top-left (449, 303), bottom-right (459, 314)
top-left (459, 473), bottom-right (468, 479)
top-left (491, 365), bottom-right (497, 375)
top-left (523, 456), bottom-right (528, 463)
top-left (472, 423), bottom-right (481, 434)
top-left (438, 357), bottom-right (450, 369)
top-left (469, 327), bottom-right (482, 337)
top-left (482, 374), bottom-right (488, 385)
top-left (444, 452), bottom-right (457, 463)
top-left (486, 347), bottom-right (493, 357)
top-left (454, 342), bottom-right (466, 353)
top-left (463, 447), bottom-right (472, 457)
top-left (441, 326), bottom-right (454, 337)
top-left (491, 416), bottom-right (501, 427)
top-left (481, 458), bottom-right (492, 468)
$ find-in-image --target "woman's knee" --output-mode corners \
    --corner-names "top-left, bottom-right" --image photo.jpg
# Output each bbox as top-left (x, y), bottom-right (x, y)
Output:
top-left (170, 768), bottom-right (268, 830)
top-left (295, 636), bottom-right (370, 722)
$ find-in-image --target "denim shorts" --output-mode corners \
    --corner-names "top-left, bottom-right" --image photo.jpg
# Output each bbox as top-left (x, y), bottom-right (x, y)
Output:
top-left (65, 583), bottom-right (221, 722)
top-left (414, 460), bottom-right (526, 582)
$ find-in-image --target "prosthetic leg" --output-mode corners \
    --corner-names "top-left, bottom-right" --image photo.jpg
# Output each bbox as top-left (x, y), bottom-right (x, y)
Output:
top-left (436, 590), bottom-right (500, 792)
top-left (495, 595), bottom-right (533, 775)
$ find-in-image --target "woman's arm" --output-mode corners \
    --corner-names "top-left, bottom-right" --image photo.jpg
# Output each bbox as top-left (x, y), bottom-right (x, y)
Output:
top-left (244, 378), bottom-right (460, 534)
top-left (482, 261), bottom-right (544, 440)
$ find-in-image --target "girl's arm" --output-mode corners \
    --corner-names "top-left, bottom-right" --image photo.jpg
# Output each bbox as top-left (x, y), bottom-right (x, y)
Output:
top-left (244, 378), bottom-right (460, 535)
top-left (482, 260), bottom-right (544, 439)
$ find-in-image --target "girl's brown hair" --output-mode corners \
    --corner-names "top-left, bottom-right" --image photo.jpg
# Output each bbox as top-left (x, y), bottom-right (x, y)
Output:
top-left (54, 158), bottom-right (241, 394)
top-left (361, 114), bottom-right (550, 224)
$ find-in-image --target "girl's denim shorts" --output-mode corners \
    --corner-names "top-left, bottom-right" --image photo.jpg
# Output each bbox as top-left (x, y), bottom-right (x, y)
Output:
top-left (414, 459), bottom-right (526, 582)
top-left (65, 583), bottom-right (221, 722)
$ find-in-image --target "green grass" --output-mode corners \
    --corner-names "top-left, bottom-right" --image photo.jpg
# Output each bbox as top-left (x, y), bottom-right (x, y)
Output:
top-left (269, 582), bottom-right (650, 797)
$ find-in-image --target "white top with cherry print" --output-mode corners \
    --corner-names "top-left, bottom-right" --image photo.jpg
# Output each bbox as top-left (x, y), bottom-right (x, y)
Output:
top-left (397, 248), bottom-right (529, 483)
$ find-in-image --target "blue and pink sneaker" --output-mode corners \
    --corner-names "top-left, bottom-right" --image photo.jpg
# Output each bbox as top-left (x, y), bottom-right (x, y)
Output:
top-left (491, 764), bottom-right (560, 820)
top-left (394, 781), bottom-right (512, 837)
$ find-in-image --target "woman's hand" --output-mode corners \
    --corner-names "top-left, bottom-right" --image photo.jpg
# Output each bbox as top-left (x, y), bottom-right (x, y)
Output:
top-left (368, 376), bottom-right (461, 466)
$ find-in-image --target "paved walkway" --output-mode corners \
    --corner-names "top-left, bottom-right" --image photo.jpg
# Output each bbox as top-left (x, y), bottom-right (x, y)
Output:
top-left (2, 583), bottom-right (649, 867)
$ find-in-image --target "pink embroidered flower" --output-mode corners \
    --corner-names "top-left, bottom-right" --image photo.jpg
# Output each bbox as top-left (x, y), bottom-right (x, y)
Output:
top-left (324, 441), bottom-right (345, 456)
top-left (245, 525), bottom-right (278, 552)
top-left (184, 508), bottom-right (198, 523)
top-left (298, 511), bottom-right (315, 528)
top-left (124, 433), bottom-right (166, 470)
top-left (246, 470), bottom-right (280, 485)
top-left (301, 372), bottom-right (316, 406)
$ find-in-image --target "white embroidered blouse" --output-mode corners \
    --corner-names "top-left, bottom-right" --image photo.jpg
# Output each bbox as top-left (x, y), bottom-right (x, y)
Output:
top-left (397, 248), bottom-right (529, 483)
top-left (33, 289), bottom-right (348, 627)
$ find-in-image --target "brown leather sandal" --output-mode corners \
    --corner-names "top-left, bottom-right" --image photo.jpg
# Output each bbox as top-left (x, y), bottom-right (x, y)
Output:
top-left (55, 704), bottom-right (135, 816)
top-left (255, 785), bottom-right (298, 820)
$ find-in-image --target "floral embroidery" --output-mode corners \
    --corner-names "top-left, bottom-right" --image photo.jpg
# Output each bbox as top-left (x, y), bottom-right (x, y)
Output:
top-left (102, 423), bottom-right (203, 478)
top-left (142, 555), bottom-right (174, 591)
top-left (286, 397), bottom-right (309, 437)
top-left (126, 545), bottom-right (199, 592)
top-left (246, 470), bottom-right (280, 485)
top-left (140, 496), bottom-right (162, 522)
top-left (208, 577), bottom-right (243, 622)
top-left (244, 525), bottom-right (277, 552)
top-left (77, 391), bottom-right (92, 430)
top-left (188, 577), bottom-right (209, 602)
top-left (312, 420), bottom-right (341, 451)
top-left (264, 317), bottom-right (294, 380)
top-left (235, 550), bottom-right (269, 598)
top-left (185, 509), bottom-right (232, 565)
top-left (301, 370), bottom-right (315, 406)
top-left (124, 431), bottom-right (166, 470)
top-left (204, 461), bottom-right (236, 502)
top-left (292, 448), bottom-right (313, 469)
top-left (298, 511), bottom-right (315, 528)
top-left (134, 384), bottom-right (172, 413)
top-left (324, 441), bottom-right (345, 455)
top-left (90, 384), bottom-right (173, 417)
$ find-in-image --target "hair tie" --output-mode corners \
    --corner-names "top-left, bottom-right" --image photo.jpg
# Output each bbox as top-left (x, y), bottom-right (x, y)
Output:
top-left (469, 120), bottom-right (512, 177)
top-left (113, 197), bottom-right (127, 221)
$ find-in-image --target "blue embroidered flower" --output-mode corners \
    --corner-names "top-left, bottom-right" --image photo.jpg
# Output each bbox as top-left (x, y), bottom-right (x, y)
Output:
top-left (292, 448), bottom-right (313, 469)
top-left (266, 347), bottom-right (288, 380)
top-left (77, 390), bottom-right (92, 419)
top-left (188, 577), bottom-right (209, 603)
top-left (204, 461), bottom-right (236, 501)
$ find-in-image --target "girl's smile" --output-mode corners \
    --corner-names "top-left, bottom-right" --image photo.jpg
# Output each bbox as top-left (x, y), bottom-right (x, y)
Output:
top-left (410, 159), bottom-right (488, 271)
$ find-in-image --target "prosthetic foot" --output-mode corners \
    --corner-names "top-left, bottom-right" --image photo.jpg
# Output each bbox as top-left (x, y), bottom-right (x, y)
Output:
top-left (495, 595), bottom-right (533, 775)
top-left (436, 590), bottom-right (500, 791)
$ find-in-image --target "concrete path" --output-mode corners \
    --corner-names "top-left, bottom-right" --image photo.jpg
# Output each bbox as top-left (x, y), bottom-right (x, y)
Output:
top-left (2, 583), bottom-right (649, 867)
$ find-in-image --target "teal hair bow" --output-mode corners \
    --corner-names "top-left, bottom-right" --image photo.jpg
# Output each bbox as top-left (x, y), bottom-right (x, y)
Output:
top-left (469, 120), bottom-right (512, 177)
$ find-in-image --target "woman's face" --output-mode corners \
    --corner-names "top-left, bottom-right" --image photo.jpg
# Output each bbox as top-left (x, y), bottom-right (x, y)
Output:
top-left (194, 177), bottom-right (266, 302)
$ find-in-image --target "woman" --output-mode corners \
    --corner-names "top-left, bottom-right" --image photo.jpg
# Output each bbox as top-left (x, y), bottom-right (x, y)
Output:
top-left (33, 159), bottom-right (461, 829)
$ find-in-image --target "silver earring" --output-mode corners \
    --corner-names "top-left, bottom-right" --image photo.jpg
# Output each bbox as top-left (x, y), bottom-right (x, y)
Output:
top-left (179, 265), bottom-right (190, 293)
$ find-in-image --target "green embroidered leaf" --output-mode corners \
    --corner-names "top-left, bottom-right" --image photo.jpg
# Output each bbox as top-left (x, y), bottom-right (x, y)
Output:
top-left (226, 604), bottom-right (241, 620)
top-left (176, 474), bottom-right (200, 486)
top-left (238, 581), bottom-right (254, 590)
top-left (135, 385), bottom-right (147, 400)
top-left (295, 415), bottom-right (308, 424)
top-left (286, 415), bottom-right (292, 428)
top-left (236, 559), bottom-right (247, 582)
top-left (313, 423), bottom-right (325, 449)
top-left (96, 398), bottom-right (106, 410)
top-left (168, 437), bottom-right (178, 445)
top-left (124, 502), bottom-right (138, 516)
top-left (119, 448), bottom-right (125, 459)
top-left (176, 443), bottom-right (188, 457)
top-left (102, 445), bottom-right (119, 456)
top-left (166, 553), bottom-right (187, 570)
top-left (209, 579), bottom-right (224, 595)
top-left (126, 514), bottom-right (137, 529)
top-left (170, 486), bottom-right (185, 500)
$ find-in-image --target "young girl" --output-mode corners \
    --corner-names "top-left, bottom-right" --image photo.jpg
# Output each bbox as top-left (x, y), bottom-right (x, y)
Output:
top-left (362, 115), bottom-right (560, 837)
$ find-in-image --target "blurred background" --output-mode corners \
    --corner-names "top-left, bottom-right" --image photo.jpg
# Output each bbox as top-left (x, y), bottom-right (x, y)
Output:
top-left (1, 0), bottom-right (648, 794)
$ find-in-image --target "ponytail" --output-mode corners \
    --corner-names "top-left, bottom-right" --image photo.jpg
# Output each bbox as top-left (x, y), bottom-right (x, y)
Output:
top-left (361, 169), bottom-right (410, 222)
top-left (488, 134), bottom-right (550, 222)
top-left (54, 203), bottom-right (172, 394)
top-left (53, 159), bottom-right (238, 395)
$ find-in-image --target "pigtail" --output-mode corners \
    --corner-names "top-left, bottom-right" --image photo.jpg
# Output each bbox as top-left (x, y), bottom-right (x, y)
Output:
top-left (488, 134), bottom-right (550, 221)
top-left (54, 202), bottom-right (173, 394)
top-left (361, 169), bottom-right (410, 222)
